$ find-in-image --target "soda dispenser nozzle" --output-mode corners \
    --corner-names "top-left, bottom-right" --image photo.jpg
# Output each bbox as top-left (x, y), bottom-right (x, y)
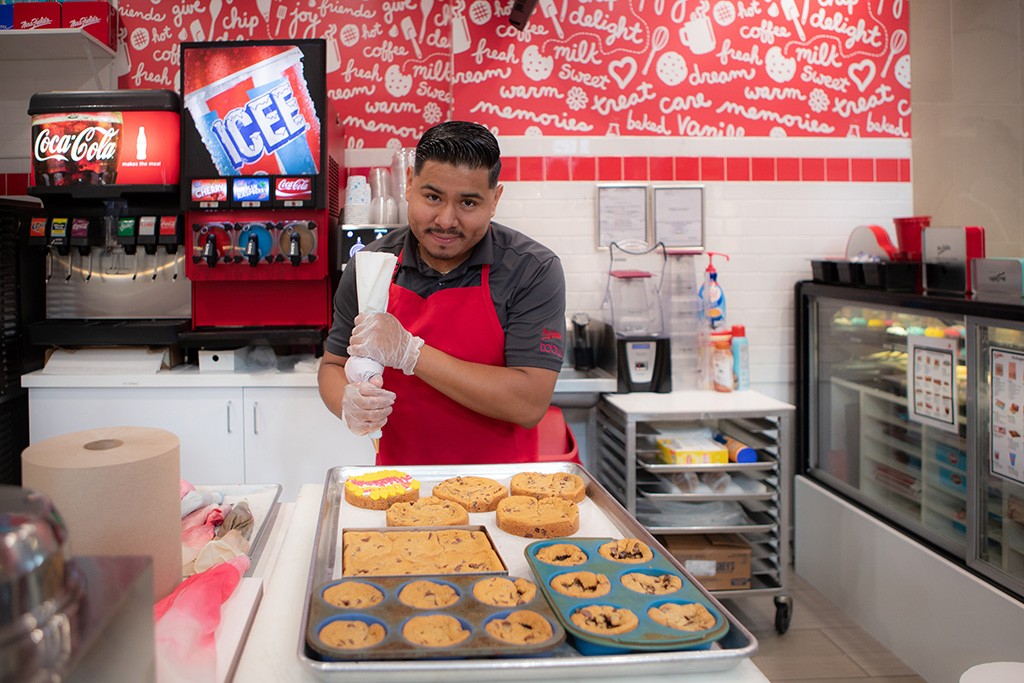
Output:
top-left (202, 233), bottom-right (219, 268)
top-left (288, 231), bottom-right (302, 266)
top-left (244, 232), bottom-right (260, 267)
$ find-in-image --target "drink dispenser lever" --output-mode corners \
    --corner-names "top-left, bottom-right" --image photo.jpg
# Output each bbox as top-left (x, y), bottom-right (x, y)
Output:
top-left (244, 232), bottom-right (260, 267)
top-left (202, 232), bottom-right (219, 268)
top-left (288, 231), bottom-right (302, 266)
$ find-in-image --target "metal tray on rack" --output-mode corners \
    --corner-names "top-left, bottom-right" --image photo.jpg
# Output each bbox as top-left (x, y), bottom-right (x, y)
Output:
top-left (298, 463), bottom-right (758, 681)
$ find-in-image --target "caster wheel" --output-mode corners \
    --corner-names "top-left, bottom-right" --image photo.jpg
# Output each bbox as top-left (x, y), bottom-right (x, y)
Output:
top-left (774, 594), bottom-right (793, 634)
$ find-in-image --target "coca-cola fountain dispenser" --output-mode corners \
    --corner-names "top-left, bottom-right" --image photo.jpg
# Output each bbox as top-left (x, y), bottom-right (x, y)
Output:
top-left (26, 90), bottom-right (188, 347)
top-left (180, 39), bottom-right (343, 346)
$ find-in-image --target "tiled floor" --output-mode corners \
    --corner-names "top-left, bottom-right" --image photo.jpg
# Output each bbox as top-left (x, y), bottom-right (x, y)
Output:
top-left (719, 572), bottom-right (926, 682)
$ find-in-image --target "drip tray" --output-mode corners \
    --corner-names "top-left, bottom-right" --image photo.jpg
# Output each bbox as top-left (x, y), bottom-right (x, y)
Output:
top-left (27, 319), bottom-right (190, 346)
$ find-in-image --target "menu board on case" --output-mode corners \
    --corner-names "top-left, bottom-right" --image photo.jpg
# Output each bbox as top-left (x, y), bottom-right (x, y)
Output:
top-left (906, 335), bottom-right (959, 434)
top-left (990, 347), bottom-right (1024, 485)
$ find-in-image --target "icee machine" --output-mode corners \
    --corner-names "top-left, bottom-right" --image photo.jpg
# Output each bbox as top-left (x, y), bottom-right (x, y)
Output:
top-left (180, 39), bottom-right (343, 337)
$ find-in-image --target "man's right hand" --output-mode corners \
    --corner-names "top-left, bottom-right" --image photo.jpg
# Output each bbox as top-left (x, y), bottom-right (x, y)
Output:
top-left (342, 375), bottom-right (396, 436)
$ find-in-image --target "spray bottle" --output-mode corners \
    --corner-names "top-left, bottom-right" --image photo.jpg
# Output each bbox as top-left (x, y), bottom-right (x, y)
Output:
top-left (699, 252), bottom-right (729, 332)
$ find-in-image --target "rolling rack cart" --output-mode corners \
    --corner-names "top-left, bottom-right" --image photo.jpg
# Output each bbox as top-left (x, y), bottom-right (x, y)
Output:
top-left (594, 390), bottom-right (796, 633)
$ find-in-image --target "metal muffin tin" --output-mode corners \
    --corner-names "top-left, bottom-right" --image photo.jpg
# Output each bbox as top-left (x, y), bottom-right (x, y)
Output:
top-left (525, 538), bottom-right (729, 655)
top-left (299, 463), bottom-right (758, 680)
top-left (306, 574), bottom-right (565, 660)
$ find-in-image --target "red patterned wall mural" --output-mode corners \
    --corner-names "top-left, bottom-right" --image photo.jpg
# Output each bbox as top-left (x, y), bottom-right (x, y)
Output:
top-left (114, 0), bottom-right (910, 148)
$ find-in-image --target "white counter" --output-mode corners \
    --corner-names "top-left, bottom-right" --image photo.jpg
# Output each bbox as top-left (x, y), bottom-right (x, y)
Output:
top-left (236, 484), bottom-right (771, 683)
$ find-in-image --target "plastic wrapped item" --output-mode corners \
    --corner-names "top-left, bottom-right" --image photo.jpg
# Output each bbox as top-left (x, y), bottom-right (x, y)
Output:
top-left (635, 499), bottom-right (747, 527)
top-left (700, 471), bottom-right (734, 493)
top-left (670, 471), bottom-right (711, 494)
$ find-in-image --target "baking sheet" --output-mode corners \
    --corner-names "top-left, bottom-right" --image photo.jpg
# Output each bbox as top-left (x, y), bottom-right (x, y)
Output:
top-left (298, 463), bottom-right (758, 680)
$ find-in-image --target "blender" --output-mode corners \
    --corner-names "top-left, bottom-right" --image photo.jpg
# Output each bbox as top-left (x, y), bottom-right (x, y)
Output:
top-left (603, 240), bottom-right (672, 393)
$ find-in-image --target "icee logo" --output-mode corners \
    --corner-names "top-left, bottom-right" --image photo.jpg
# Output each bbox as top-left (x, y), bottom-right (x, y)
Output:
top-left (210, 81), bottom-right (308, 170)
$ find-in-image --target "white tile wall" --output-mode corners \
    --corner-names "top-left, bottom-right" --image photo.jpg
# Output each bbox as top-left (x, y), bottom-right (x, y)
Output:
top-left (490, 141), bottom-right (913, 404)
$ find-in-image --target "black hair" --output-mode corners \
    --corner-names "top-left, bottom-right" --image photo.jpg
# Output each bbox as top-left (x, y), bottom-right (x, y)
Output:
top-left (414, 121), bottom-right (502, 188)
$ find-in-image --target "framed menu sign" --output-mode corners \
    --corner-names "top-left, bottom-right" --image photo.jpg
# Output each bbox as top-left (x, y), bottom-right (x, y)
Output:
top-left (653, 185), bottom-right (704, 252)
top-left (906, 335), bottom-right (959, 434)
top-left (596, 184), bottom-right (648, 248)
top-left (990, 347), bottom-right (1024, 485)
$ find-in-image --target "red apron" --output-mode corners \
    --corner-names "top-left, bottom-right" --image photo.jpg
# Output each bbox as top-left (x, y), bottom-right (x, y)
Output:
top-left (376, 249), bottom-right (539, 465)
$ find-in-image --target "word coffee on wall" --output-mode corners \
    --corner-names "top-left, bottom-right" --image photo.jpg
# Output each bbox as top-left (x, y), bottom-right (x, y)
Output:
top-left (114, 0), bottom-right (910, 147)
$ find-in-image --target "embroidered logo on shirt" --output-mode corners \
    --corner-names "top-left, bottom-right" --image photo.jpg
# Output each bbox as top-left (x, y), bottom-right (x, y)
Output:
top-left (539, 328), bottom-right (564, 358)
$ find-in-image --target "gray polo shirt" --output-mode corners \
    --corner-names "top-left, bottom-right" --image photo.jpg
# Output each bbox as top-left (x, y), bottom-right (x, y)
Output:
top-left (324, 222), bottom-right (566, 372)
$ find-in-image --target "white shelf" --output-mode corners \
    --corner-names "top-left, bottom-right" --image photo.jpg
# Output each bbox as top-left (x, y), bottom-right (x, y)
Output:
top-left (0, 28), bottom-right (114, 61)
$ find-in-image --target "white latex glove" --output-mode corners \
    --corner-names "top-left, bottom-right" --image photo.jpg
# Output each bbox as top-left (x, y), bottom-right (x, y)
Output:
top-left (347, 312), bottom-right (424, 375)
top-left (342, 375), bottom-right (396, 436)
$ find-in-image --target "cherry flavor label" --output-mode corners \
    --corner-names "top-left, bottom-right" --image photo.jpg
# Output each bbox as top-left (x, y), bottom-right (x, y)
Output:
top-left (191, 178), bottom-right (228, 202)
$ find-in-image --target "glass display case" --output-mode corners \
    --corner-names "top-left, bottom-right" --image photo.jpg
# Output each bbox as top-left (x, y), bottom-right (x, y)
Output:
top-left (797, 282), bottom-right (1024, 600)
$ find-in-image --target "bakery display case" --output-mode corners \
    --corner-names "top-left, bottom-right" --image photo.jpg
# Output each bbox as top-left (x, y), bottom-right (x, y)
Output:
top-left (797, 282), bottom-right (1024, 600)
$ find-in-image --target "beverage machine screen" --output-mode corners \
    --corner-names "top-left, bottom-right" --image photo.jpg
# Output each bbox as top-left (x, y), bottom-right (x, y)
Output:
top-left (180, 40), bottom-right (327, 210)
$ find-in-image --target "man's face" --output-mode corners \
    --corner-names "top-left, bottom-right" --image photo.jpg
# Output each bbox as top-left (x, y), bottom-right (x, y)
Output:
top-left (405, 159), bottom-right (502, 271)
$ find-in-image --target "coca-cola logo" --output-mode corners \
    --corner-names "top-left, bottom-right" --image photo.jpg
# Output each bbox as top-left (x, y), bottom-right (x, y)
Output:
top-left (275, 177), bottom-right (312, 199)
top-left (34, 126), bottom-right (119, 164)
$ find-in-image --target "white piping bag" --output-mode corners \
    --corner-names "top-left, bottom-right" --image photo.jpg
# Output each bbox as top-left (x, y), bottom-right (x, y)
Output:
top-left (345, 250), bottom-right (398, 441)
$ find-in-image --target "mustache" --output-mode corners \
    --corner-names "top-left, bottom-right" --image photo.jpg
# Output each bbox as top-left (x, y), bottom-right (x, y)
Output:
top-left (425, 227), bottom-right (463, 237)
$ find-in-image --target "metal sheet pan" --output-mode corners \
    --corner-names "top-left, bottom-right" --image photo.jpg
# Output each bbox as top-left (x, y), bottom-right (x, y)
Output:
top-left (298, 463), bottom-right (758, 681)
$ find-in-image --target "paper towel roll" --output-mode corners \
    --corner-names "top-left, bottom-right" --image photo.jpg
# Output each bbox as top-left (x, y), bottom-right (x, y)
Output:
top-left (22, 426), bottom-right (182, 600)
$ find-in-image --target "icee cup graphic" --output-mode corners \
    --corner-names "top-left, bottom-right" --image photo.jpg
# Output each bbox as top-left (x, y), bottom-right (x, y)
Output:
top-left (183, 45), bottom-right (321, 177)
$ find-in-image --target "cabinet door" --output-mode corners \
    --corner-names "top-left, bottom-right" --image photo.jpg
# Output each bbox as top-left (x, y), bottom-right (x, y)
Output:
top-left (242, 387), bottom-right (375, 502)
top-left (27, 387), bottom-right (246, 485)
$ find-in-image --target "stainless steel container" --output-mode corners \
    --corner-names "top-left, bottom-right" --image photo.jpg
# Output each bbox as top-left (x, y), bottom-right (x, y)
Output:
top-left (0, 485), bottom-right (84, 683)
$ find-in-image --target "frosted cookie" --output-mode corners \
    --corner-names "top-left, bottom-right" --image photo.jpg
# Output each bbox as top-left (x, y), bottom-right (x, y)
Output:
top-left (472, 576), bottom-right (537, 606)
top-left (534, 543), bottom-right (587, 566)
top-left (398, 580), bottom-right (460, 609)
top-left (485, 610), bottom-right (554, 644)
top-left (402, 614), bottom-right (470, 647)
top-left (386, 496), bottom-right (469, 527)
top-left (319, 619), bottom-right (386, 649)
top-left (495, 495), bottom-right (579, 538)
top-left (322, 581), bottom-right (385, 608)
top-left (432, 476), bottom-right (508, 512)
top-left (549, 571), bottom-right (611, 598)
top-left (598, 538), bottom-right (654, 563)
top-left (621, 572), bottom-right (683, 595)
top-left (647, 602), bottom-right (716, 631)
top-left (510, 471), bottom-right (586, 503)
top-left (569, 605), bottom-right (639, 635)
top-left (344, 469), bottom-right (420, 510)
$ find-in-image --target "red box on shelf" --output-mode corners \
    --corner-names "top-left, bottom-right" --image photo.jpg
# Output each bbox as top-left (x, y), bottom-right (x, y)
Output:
top-left (61, 1), bottom-right (115, 50)
top-left (13, 2), bottom-right (61, 31)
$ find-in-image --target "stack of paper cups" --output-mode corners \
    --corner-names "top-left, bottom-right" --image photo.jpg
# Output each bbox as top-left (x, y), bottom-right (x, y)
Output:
top-left (391, 148), bottom-right (415, 225)
top-left (344, 174), bottom-right (371, 225)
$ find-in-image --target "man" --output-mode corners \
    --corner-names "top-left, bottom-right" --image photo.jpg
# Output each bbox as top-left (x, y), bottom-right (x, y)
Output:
top-left (318, 120), bottom-right (566, 465)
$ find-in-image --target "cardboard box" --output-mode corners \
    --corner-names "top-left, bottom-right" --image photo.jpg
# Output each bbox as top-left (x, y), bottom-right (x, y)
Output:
top-left (660, 534), bottom-right (752, 591)
top-left (61, 1), bottom-right (115, 50)
top-left (13, 2), bottom-right (61, 31)
top-left (655, 435), bottom-right (728, 465)
top-left (199, 349), bottom-right (244, 373)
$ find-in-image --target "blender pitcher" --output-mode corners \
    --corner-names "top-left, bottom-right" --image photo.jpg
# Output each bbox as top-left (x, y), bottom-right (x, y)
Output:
top-left (602, 241), bottom-right (672, 393)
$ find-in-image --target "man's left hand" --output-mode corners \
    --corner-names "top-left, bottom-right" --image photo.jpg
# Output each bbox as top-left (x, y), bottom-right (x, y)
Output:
top-left (348, 312), bottom-right (424, 375)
